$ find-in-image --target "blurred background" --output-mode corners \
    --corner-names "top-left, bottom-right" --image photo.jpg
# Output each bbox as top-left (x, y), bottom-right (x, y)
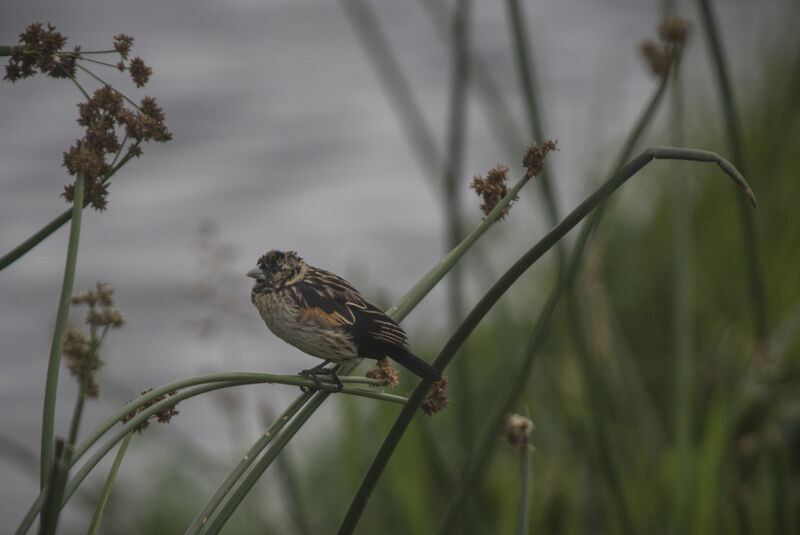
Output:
top-left (1, 0), bottom-right (799, 532)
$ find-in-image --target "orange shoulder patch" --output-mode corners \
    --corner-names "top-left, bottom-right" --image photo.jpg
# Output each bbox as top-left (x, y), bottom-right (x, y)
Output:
top-left (297, 306), bottom-right (344, 327)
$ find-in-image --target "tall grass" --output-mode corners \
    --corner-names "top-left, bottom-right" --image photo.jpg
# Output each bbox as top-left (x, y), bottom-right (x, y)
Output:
top-left (4, 3), bottom-right (798, 534)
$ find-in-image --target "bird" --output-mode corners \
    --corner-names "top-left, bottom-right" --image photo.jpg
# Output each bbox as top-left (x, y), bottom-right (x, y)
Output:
top-left (247, 250), bottom-right (441, 389)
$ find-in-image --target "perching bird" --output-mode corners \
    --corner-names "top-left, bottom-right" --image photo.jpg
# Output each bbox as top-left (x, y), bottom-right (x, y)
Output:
top-left (247, 250), bottom-right (441, 388)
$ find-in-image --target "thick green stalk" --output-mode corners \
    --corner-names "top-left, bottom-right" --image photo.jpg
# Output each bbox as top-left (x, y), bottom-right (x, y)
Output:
top-left (87, 430), bottom-right (134, 535)
top-left (40, 171), bottom-right (85, 489)
top-left (338, 147), bottom-right (755, 534)
top-left (39, 439), bottom-right (69, 535)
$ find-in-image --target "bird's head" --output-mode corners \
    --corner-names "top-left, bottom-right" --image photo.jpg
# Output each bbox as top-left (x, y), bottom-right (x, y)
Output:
top-left (247, 250), bottom-right (307, 292)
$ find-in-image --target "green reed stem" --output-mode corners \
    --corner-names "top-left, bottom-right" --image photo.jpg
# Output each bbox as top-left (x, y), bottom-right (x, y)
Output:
top-left (697, 0), bottom-right (768, 346)
top-left (444, 0), bottom-right (474, 452)
top-left (16, 373), bottom-right (400, 534)
top-left (184, 393), bottom-right (311, 532)
top-left (390, 170), bottom-right (537, 322)
top-left (505, 0), bottom-right (561, 231)
top-left (189, 162), bottom-right (534, 532)
top-left (0, 148), bottom-right (139, 272)
top-left (197, 390), bottom-right (331, 534)
top-left (40, 169), bottom-right (85, 490)
top-left (515, 439), bottom-right (532, 535)
top-left (421, 0), bottom-right (526, 160)
top-left (87, 429), bottom-right (134, 535)
top-left (338, 147), bottom-right (755, 534)
top-left (39, 438), bottom-right (68, 535)
top-left (340, 0), bottom-right (440, 176)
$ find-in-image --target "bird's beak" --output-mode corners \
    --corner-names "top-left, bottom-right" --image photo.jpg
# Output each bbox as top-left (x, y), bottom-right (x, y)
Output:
top-left (246, 266), bottom-right (263, 279)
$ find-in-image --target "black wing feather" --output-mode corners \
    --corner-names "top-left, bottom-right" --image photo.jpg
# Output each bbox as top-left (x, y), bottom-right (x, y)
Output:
top-left (296, 268), bottom-right (440, 379)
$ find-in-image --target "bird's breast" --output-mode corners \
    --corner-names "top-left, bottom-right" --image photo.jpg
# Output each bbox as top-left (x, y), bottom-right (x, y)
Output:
top-left (251, 289), bottom-right (358, 362)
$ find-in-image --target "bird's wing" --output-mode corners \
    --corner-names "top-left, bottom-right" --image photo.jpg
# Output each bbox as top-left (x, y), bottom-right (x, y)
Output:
top-left (294, 268), bottom-right (408, 349)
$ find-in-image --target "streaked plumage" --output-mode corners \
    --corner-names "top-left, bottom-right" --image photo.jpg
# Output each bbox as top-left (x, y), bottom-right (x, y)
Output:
top-left (247, 250), bottom-right (441, 381)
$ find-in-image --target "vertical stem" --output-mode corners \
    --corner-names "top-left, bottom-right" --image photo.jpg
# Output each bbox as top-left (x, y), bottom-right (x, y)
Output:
top-left (664, 12), bottom-right (695, 531)
top-left (340, 0), bottom-right (440, 177)
top-left (40, 438), bottom-right (69, 535)
top-left (444, 0), bottom-right (474, 451)
top-left (40, 170), bottom-right (85, 489)
top-left (87, 430), bottom-right (134, 535)
top-left (198, 390), bottom-right (331, 534)
top-left (515, 441), bottom-right (532, 535)
top-left (696, 0), bottom-right (768, 348)
top-left (505, 0), bottom-right (562, 232)
top-left (0, 149), bottom-right (138, 273)
top-left (420, 0), bottom-right (526, 161)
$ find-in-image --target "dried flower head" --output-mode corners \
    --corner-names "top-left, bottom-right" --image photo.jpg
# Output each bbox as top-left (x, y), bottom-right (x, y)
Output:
top-left (62, 328), bottom-right (103, 398)
top-left (471, 165), bottom-right (516, 220)
top-left (503, 413), bottom-right (534, 450)
top-left (522, 139), bottom-right (558, 179)
top-left (366, 357), bottom-right (400, 388)
top-left (113, 34), bottom-right (134, 60)
top-left (128, 57), bottom-right (151, 88)
top-left (64, 282), bottom-right (125, 397)
top-left (4, 23), bottom-right (172, 210)
top-left (71, 282), bottom-right (126, 327)
top-left (639, 15), bottom-right (689, 77)
top-left (3, 22), bottom-right (78, 82)
top-left (61, 87), bottom-right (171, 210)
top-left (639, 39), bottom-right (672, 76)
top-left (121, 389), bottom-right (181, 433)
top-left (658, 15), bottom-right (690, 45)
top-left (421, 377), bottom-right (449, 415)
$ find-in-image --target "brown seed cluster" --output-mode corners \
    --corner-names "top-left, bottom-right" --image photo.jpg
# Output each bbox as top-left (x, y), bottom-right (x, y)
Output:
top-left (121, 389), bottom-right (181, 434)
top-left (62, 329), bottom-right (103, 398)
top-left (366, 357), bottom-right (400, 388)
top-left (111, 34), bottom-right (151, 86)
top-left (63, 282), bottom-right (126, 398)
top-left (639, 14), bottom-right (691, 76)
top-left (421, 377), bottom-right (449, 415)
top-left (61, 87), bottom-right (171, 210)
top-left (522, 139), bottom-right (558, 179)
top-left (3, 22), bottom-right (78, 81)
top-left (659, 14), bottom-right (691, 44)
top-left (70, 282), bottom-right (127, 327)
top-left (4, 23), bottom-right (171, 210)
top-left (471, 165), bottom-right (515, 220)
top-left (470, 140), bottom-right (557, 220)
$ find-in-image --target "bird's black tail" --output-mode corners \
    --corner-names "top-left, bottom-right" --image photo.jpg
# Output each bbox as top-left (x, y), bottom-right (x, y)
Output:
top-left (388, 348), bottom-right (441, 380)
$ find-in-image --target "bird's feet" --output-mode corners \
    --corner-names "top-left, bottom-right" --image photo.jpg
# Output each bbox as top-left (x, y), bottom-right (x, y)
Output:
top-left (299, 361), bottom-right (343, 392)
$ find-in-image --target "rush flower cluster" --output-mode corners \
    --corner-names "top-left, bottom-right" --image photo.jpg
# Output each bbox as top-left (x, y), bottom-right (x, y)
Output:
top-left (4, 22), bottom-right (172, 210)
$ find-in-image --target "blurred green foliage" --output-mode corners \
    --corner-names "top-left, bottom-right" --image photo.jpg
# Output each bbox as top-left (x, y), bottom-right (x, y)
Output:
top-left (107, 27), bottom-right (800, 535)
